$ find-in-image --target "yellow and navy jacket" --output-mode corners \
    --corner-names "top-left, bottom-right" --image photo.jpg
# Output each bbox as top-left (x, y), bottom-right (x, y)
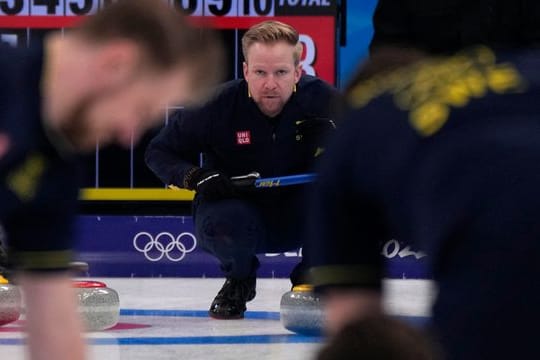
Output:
top-left (308, 46), bottom-right (540, 359)
top-left (0, 43), bottom-right (79, 271)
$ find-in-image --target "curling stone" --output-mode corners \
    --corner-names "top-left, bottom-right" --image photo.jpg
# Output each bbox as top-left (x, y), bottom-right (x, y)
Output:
top-left (280, 284), bottom-right (323, 336)
top-left (69, 261), bottom-right (89, 275)
top-left (0, 275), bottom-right (21, 326)
top-left (73, 280), bottom-right (120, 331)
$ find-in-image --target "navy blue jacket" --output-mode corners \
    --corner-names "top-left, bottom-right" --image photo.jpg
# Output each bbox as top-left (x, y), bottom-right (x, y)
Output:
top-left (145, 75), bottom-right (337, 211)
top-left (0, 43), bottom-right (79, 271)
top-left (308, 47), bottom-right (540, 359)
top-left (371, 0), bottom-right (540, 54)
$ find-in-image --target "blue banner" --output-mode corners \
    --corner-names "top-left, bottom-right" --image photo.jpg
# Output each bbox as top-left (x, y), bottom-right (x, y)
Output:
top-left (74, 216), bottom-right (430, 279)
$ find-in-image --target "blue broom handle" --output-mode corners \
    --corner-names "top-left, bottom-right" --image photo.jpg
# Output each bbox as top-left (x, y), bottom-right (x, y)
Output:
top-left (253, 173), bottom-right (316, 188)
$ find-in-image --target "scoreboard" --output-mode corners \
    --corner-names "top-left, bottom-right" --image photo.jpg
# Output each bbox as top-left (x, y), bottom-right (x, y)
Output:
top-left (0, 0), bottom-right (338, 83)
top-left (0, 0), bottom-right (340, 190)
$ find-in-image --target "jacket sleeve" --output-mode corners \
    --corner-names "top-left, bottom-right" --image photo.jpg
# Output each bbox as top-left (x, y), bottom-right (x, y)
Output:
top-left (297, 78), bottom-right (340, 154)
top-left (145, 105), bottom-right (213, 188)
top-left (306, 114), bottom-right (388, 293)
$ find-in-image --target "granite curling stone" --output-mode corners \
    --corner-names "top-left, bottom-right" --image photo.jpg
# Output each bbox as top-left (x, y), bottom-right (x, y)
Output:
top-left (74, 280), bottom-right (120, 331)
top-left (0, 275), bottom-right (21, 326)
top-left (280, 284), bottom-right (323, 336)
top-left (69, 261), bottom-right (90, 275)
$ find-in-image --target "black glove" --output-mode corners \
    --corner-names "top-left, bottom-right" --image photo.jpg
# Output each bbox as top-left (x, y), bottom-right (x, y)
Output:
top-left (185, 168), bottom-right (237, 201)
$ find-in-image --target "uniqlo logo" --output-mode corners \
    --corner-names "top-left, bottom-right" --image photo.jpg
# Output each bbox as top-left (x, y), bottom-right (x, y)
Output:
top-left (236, 131), bottom-right (251, 145)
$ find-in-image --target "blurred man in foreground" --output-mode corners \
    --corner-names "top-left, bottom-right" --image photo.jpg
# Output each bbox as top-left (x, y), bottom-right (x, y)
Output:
top-left (0, 1), bottom-right (222, 359)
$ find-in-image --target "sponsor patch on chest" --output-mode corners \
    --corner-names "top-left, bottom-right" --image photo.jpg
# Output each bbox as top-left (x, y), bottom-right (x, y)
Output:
top-left (236, 130), bottom-right (251, 145)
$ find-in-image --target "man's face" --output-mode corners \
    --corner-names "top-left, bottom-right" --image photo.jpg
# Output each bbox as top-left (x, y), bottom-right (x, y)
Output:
top-left (59, 67), bottom-right (190, 152)
top-left (243, 41), bottom-right (302, 118)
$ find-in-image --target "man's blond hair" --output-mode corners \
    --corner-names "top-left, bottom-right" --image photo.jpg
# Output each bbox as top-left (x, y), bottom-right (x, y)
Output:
top-left (78, 0), bottom-right (223, 102)
top-left (242, 21), bottom-right (303, 65)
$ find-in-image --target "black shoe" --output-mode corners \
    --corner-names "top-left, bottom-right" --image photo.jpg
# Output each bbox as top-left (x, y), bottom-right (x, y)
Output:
top-left (209, 277), bottom-right (256, 319)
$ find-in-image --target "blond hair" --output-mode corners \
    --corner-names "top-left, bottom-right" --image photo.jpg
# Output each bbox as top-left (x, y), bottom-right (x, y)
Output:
top-left (241, 20), bottom-right (303, 65)
top-left (76, 0), bottom-right (223, 103)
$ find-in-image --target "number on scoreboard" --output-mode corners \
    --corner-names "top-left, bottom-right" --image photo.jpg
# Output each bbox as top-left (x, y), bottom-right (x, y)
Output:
top-left (31, 0), bottom-right (61, 15)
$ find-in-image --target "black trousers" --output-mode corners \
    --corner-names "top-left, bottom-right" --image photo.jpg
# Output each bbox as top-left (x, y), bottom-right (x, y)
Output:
top-left (193, 197), bottom-right (306, 282)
